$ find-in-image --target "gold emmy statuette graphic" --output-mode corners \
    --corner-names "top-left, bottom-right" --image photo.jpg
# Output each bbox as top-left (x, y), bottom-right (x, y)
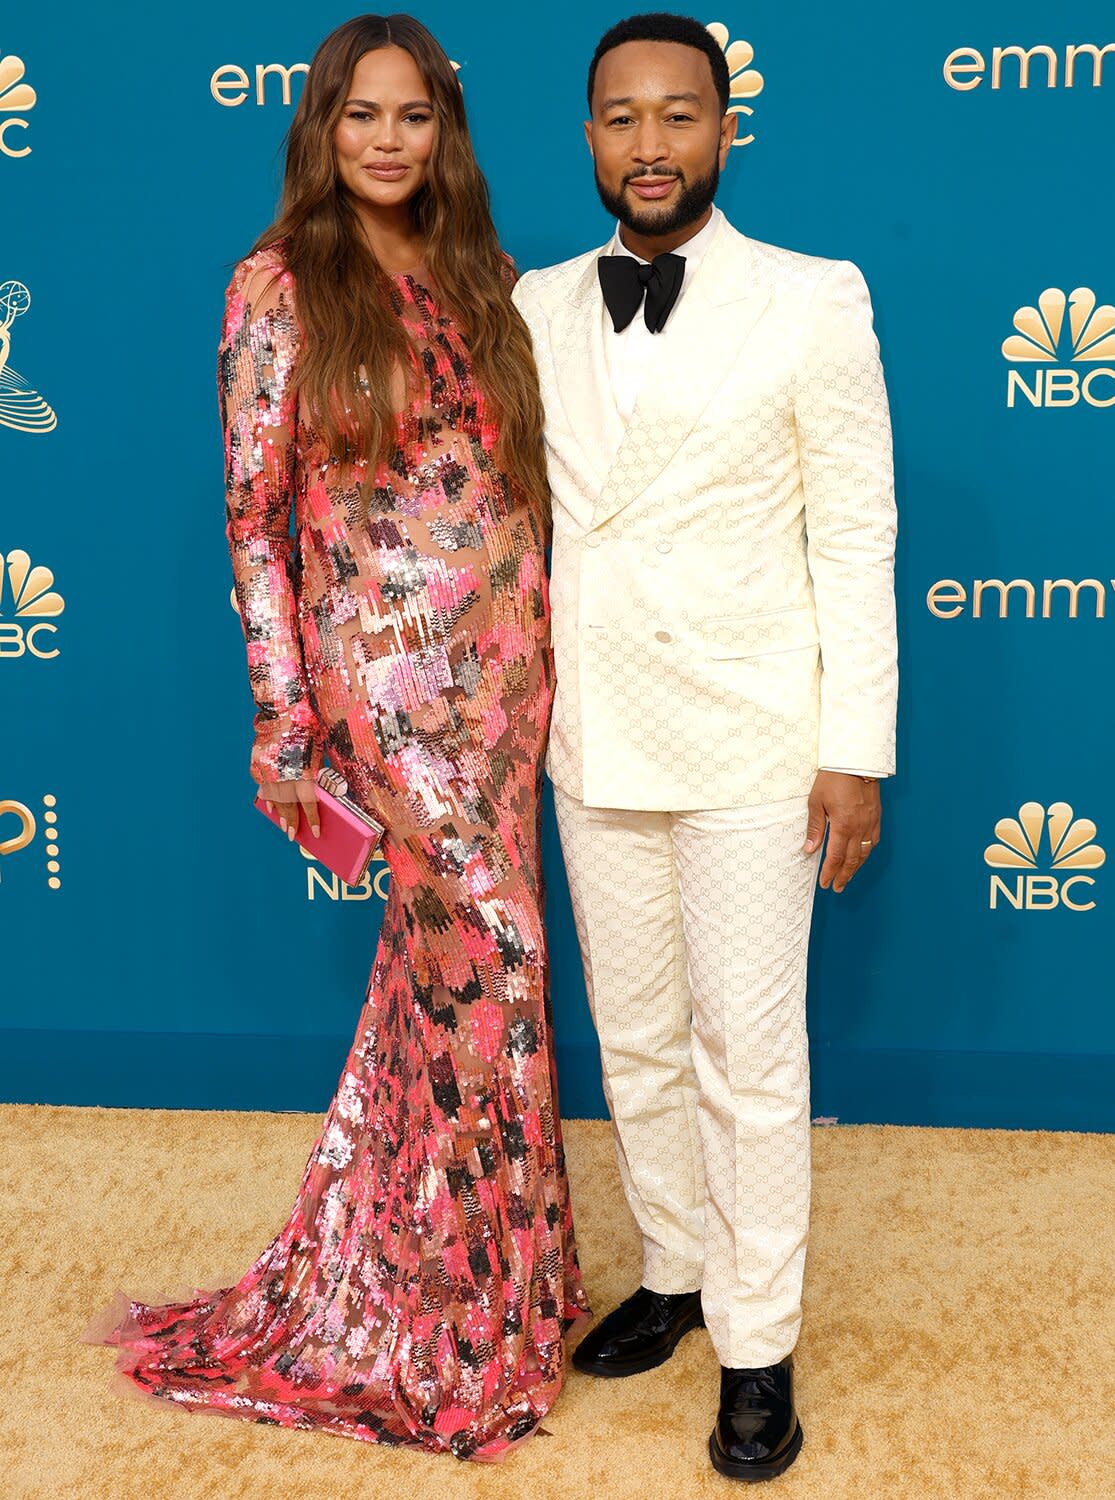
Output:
top-left (0, 548), bottom-right (64, 659)
top-left (0, 50), bottom-right (35, 158)
top-left (707, 22), bottom-right (764, 145)
top-left (1002, 288), bottom-right (1115, 409)
top-left (0, 281), bottom-right (57, 433)
top-left (985, 801), bottom-right (1105, 911)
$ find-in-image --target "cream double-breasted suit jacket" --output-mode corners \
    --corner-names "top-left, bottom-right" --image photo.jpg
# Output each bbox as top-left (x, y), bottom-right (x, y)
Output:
top-left (512, 215), bottom-right (898, 811)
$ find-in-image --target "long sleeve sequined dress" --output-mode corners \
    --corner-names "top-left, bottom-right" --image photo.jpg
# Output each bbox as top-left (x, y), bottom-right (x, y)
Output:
top-left (81, 244), bottom-right (588, 1460)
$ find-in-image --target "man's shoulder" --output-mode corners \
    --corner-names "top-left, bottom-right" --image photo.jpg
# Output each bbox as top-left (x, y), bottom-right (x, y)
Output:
top-left (723, 223), bottom-right (870, 309)
top-left (515, 245), bottom-right (603, 310)
top-left (725, 222), bottom-right (854, 294)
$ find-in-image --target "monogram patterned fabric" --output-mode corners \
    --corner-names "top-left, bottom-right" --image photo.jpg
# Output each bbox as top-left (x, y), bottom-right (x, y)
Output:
top-left (513, 220), bottom-right (898, 811)
top-left (554, 788), bottom-right (818, 1369)
top-left (514, 213), bottom-right (896, 1371)
top-left (81, 246), bottom-right (587, 1461)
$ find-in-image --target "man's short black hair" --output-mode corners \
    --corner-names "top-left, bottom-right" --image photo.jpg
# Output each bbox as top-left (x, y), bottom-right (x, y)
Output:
top-left (587, 12), bottom-right (730, 114)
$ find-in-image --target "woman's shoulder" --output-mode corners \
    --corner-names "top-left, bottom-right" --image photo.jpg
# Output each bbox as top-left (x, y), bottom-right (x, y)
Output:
top-left (225, 239), bottom-right (295, 315)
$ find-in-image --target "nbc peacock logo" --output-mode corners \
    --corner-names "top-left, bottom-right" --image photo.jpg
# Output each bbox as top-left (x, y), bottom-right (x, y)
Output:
top-left (0, 281), bottom-right (56, 434)
top-left (1002, 288), bottom-right (1115, 409)
top-left (0, 49), bottom-right (35, 158)
top-left (0, 548), bottom-right (64, 659)
top-left (706, 23), bottom-right (764, 146)
top-left (300, 842), bottom-right (389, 903)
top-left (985, 801), bottom-right (1105, 911)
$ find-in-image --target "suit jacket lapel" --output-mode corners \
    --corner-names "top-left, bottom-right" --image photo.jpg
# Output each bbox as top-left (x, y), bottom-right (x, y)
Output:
top-left (546, 247), bottom-right (625, 498)
top-left (590, 221), bottom-right (771, 530)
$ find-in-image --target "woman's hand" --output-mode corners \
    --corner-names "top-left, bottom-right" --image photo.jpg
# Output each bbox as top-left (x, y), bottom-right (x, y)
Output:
top-left (259, 779), bottom-right (321, 841)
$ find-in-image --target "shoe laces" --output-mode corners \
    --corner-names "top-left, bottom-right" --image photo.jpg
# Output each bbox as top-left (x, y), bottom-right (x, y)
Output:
top-left (725, 1367), bottom-right (784, 1405)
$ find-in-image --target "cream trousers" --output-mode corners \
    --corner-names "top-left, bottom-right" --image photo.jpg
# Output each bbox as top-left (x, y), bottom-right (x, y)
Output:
top-left (554, 786), bottom-right (820, 1368)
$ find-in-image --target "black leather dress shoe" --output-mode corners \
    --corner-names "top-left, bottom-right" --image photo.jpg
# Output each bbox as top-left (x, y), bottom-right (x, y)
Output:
top-left (709, 1356), bottom-right (803, 1481)
top-left (571, 1286), bottom-right (704, 1377)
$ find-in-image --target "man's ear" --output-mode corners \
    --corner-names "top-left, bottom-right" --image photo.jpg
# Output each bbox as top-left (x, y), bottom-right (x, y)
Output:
top-left (718, 110), bottom-right (739, 166)
top-left (584, 119), bottom-right (595, 159)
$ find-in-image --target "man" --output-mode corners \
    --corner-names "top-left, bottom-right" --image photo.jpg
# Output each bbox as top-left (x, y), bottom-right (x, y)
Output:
top-left (512, 10), bottom-right (897, 1483)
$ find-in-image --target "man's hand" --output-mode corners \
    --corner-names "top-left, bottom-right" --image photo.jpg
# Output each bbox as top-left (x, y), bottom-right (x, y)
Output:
top-left (803, 771), bottom-right (882, 893)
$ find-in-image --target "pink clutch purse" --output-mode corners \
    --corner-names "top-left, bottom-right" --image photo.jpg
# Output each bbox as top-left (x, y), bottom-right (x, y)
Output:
top-left (254, 768), bottom-right (386, 886)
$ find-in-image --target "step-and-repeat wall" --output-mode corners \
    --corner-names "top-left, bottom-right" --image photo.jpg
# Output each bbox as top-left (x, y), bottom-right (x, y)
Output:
top-left (2, 2), bottom-right (1112, 1127)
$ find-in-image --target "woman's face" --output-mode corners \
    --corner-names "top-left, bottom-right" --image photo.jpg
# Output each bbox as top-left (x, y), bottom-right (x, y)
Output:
top-left (333, 46), bottom-right (437, 212)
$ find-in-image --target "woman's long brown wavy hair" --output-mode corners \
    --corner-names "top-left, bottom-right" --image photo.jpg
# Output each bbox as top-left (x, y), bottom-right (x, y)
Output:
top-left (252, 13), bottom-right (548, 523)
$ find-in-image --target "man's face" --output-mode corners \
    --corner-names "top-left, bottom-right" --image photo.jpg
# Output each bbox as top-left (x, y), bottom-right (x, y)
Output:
top-left (586, 39), bottom-right (737, 238)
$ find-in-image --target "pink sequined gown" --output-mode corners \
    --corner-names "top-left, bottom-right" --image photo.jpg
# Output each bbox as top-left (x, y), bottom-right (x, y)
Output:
top-left (82, 245), bottom-right (588, 1460)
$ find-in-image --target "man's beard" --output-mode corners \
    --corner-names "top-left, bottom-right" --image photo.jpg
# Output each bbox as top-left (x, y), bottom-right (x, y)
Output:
top-left (594, 158), bottom-right (720, 238)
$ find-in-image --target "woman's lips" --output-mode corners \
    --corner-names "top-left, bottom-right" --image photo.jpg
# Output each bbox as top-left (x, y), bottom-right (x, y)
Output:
top-left (363, 163), bottom-right (409, 180)
top-left (627, 176), bottom-right (678, 200)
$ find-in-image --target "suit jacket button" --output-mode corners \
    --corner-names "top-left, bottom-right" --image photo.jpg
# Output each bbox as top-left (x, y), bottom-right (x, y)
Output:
top-left (585, 534), bottom-right (602, 548)
top-left (654, 630), bottom-right (672, 643)
top-left (656, 539), bottom-right (672, 553)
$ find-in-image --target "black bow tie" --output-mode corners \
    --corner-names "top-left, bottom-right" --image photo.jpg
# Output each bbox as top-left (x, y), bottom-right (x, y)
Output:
top-left (598, 250), bottom-right (686, 334)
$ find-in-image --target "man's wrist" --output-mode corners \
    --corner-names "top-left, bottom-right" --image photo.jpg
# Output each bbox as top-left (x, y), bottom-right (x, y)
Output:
top-left (818, 766), bottom-right (887, 782)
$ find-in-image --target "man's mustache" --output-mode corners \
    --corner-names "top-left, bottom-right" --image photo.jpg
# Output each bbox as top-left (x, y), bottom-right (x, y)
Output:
top-left (623, 168), bottom-right (683, 184)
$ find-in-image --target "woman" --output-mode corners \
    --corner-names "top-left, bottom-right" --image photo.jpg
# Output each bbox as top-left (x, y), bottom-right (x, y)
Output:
top-left (81, 13), bottom-right (587, 1460)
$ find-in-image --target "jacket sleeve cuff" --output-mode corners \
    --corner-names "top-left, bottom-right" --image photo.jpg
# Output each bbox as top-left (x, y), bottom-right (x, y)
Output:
top-left (819, 766), bottom-right (891, 780)
top-left (249, 722), bottom-right (325, 786)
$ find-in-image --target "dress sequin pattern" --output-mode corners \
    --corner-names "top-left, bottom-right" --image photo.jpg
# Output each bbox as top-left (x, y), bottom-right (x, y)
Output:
top-left (84, 245), bottom-right (588, 1460)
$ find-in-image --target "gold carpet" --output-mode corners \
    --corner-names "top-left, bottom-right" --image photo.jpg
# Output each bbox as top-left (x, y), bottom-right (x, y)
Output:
top-left (2, 1103), bottom-right (1112, 1499)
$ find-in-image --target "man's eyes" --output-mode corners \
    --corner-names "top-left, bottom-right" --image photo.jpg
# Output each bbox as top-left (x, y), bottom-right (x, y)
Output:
top-left (605, 113), bottom-right (695, 126)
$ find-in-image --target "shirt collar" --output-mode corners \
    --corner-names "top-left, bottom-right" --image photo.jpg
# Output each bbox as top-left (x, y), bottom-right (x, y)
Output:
top-left (607, 204), bottom-right (722, 271)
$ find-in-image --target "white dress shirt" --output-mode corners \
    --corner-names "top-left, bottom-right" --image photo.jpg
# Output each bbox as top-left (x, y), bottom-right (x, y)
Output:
top-left (602, 206), bottom-right (722, 424)
top-left (598, 207), bottom-right (886, 785)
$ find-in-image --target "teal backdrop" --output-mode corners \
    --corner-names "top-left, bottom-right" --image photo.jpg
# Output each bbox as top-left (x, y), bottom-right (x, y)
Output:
top-left (2, 2), bottom-right (1112, 1128)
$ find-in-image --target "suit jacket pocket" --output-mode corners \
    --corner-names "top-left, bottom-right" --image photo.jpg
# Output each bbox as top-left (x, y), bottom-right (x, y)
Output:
top-left (704, 605), bottom-right (819, 660)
